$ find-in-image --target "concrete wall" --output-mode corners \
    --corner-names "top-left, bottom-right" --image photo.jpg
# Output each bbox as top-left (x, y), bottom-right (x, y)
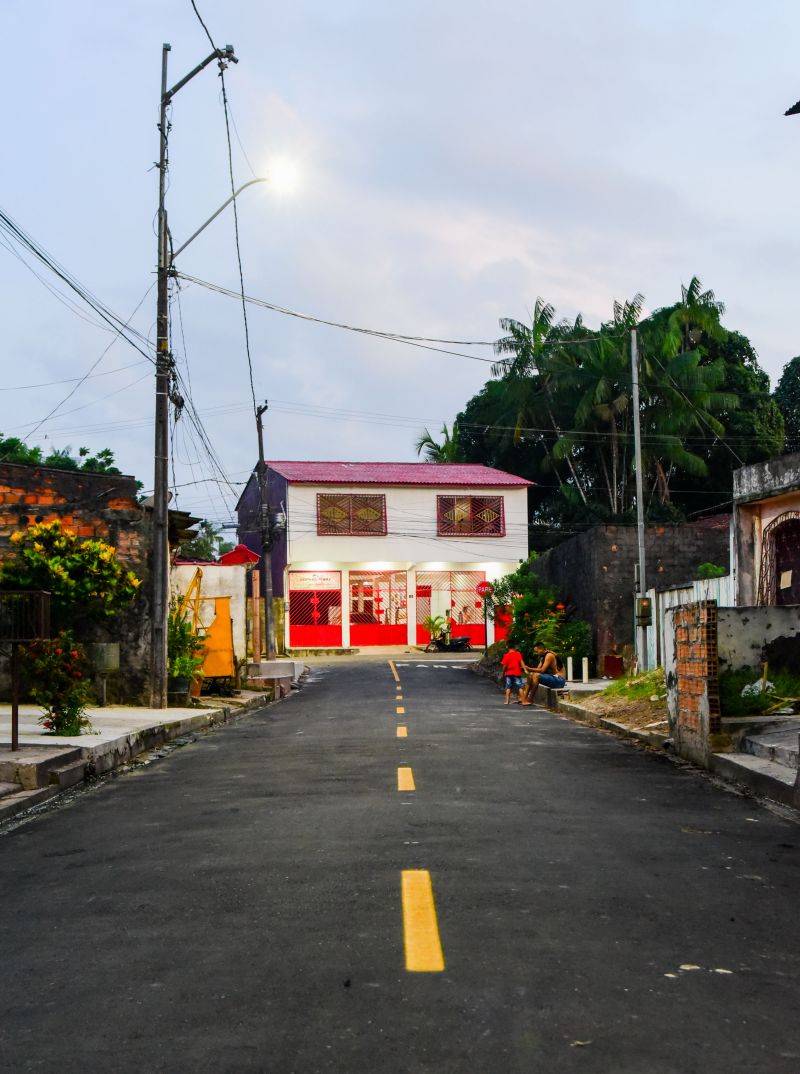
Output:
top-left (732, 451), bottom-right (800, 605)
top-left (733, 450), bottom-right (800, 504)
top-left (717, 606), bottom-right (800, 673)
top-left (171, 563), bottom-right (249, 664)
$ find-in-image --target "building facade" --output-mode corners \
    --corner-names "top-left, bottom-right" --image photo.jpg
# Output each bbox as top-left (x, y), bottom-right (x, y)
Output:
top-left (732, 450), bottom-right (800, 606)
top-left (236, 461), bottom-right (530, 650)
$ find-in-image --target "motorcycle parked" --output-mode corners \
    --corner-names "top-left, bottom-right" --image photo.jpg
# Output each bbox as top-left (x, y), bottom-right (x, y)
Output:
top-left (424, 633), bottom-right (473, 653)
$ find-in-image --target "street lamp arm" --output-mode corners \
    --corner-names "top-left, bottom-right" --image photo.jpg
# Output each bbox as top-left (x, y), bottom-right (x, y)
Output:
top-left (170, 178), bottom-right (268, 262)
top-left (163, 45), bottom-right (237, 105)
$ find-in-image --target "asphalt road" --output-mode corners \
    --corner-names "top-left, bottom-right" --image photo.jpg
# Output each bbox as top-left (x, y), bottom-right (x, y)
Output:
top-left (2, 657), bottom-right (800, 1073)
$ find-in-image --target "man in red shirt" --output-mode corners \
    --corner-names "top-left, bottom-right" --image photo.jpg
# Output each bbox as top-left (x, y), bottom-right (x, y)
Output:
top-left (500, 644), bottom-right (531, 705)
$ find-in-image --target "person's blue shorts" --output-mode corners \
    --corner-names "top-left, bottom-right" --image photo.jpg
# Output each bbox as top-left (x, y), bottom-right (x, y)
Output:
top-left (505, 675), bottom-right (525, 690)
top-left (537, 673), bottom-right (566, 689)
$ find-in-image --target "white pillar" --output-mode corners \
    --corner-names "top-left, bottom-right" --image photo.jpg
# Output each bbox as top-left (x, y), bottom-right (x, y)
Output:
top-left (567, 656), bottom-right (574, 682)
top-left (406, 567), bottom-right (416, 647)
top-left (341, 568), bottom-right (350, 649)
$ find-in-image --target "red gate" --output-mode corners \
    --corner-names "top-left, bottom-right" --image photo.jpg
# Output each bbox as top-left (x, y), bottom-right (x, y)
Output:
top-left (416, 570), bottom-right (486, 645)
top-left (288, 571), bottom-right (342, 648)
top-left (349, 571), bottom-right (408, 646)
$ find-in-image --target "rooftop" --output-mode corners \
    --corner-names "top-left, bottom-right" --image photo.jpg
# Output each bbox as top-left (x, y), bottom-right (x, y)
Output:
top-left (264, 461), bottom-right (532, 487)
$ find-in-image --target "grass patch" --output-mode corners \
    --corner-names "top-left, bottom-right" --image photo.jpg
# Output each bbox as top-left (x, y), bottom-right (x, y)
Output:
top-left (719, 667), bottom-right (800, 717)
top-left (600, 668), bottom-right (666, 702)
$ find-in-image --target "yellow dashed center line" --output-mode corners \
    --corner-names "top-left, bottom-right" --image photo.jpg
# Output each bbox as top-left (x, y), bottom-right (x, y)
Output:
top-left (396, 725), bottom-right (408, 738)
top-left (401, 870), bottom-right (445, 972)
top-left (389, 660), bottom-right (401, 684)
top-left (396, 705), bottom-right (405, 715)
top-left (397, 766), bottom-right (415, 791)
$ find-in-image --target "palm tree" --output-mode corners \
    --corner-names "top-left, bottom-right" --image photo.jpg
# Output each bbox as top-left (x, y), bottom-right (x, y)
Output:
top-left (414, 422), bottom-right (462, 462)
top-left (492, 300), bottom-right (590, 504)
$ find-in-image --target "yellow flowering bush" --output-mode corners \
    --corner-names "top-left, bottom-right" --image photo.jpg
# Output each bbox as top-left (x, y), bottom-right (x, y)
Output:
top-left (1, 520), bottom-right (141, 627)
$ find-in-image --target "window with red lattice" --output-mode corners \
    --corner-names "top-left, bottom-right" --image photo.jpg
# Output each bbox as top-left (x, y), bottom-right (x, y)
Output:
top-left (317, 494), bottom-right (387, 536)
top-left (436, 495), bottom-right (505, 537)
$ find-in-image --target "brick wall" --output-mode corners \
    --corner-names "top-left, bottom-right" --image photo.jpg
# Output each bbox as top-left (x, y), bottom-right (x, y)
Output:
top-left (0, 463), bottom-right (152, 702)
top-left (670, 601), bottom-right (722, 762)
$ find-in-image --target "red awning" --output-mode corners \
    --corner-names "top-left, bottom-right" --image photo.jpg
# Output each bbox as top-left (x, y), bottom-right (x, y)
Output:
top-left (217, 543), bottom-right (260, 565)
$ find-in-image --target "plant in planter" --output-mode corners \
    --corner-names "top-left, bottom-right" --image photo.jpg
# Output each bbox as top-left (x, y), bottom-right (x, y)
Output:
top-left (167, 607), bottom-right (205, 700)
top-left (22, 631), bottom-right (94, 735)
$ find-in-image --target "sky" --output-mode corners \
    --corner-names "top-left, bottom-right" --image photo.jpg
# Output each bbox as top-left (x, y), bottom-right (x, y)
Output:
top-left (3, 0), bottom-right (800, 533)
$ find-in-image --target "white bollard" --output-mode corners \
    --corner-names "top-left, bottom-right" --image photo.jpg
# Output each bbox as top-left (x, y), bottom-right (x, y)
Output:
top-left (582, 656), bottom-right (589, 684)
top-left (567, 656), bottom-right (574, 682)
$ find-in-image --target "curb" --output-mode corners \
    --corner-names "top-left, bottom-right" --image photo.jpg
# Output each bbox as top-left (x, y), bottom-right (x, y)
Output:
top-left (557, 697), bottom-right (800, 810)
top-left (0, 691), bottom-right (276, 826)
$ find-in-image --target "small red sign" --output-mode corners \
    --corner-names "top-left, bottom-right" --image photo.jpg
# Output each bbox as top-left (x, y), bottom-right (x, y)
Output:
top-left (476, 581), bottom-right (494, 597)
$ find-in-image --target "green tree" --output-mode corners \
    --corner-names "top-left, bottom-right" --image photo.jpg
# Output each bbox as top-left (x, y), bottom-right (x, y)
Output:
top-left (0, 435), bottom-right (121, 474)
top-left (774, 356), bottom-right (800, 455)
top-left (178, 520), bottom-right (234, 562)
top-left (414, 422), bottom-right (463, 462)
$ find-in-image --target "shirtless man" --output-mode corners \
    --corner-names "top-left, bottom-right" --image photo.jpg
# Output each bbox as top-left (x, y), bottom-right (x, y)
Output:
top-left (525, 641), bottom-right (566, 704)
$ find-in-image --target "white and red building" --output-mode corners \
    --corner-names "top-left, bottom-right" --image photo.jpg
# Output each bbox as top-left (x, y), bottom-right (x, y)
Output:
top-left (237, 461), bottom-right (531, 650)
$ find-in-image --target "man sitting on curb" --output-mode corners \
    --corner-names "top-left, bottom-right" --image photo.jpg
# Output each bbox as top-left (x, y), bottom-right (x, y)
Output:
top-left (501, 643), bottom-right (531, 706)
top-left (525, 640), bottom-right (566, 704)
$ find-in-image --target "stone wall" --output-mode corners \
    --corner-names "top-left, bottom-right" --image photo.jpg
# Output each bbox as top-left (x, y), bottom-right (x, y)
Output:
top-left (532, 521), bottom-right (730, 670)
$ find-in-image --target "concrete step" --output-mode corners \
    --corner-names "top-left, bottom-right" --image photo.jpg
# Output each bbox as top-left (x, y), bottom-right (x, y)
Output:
top-left (0, 780), bottom-right (22, 800)
top-left (49, 758), bottom-right (87, 790)
top-left (0, 747), bottom-right (83, 790)
top-left (710, 752), bottom-right (798, 807)
top-left (742, 731), bottom-right (799, 770)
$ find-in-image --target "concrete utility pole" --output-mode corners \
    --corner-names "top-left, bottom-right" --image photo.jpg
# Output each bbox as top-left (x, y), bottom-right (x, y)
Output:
top-left (151, 41), bottom-right (238, 708)
top-left (631, 328), bottom-right (648, 672)
top-left (255, 403), bottom-right (276, 659)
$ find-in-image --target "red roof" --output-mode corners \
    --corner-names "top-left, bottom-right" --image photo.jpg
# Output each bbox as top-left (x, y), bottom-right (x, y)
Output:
top-left (266, 461), bottom-right (531, 487)
top-left (218, 543), bottom-right (261, 565)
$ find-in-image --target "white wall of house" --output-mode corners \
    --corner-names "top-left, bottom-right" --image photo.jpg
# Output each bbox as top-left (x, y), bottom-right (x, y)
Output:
top-left (284, 483), bottom-right (529, 565)
top-left (281, 483), bottom-right (527, 648)
top-left (171, 563), bottom-right (248, 663)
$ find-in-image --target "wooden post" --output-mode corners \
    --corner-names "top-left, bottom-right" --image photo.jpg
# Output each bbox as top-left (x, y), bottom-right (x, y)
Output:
top-left (251, 569), bottom-right (262, 661)
top-left (11, 642), bottom-right (20, 752)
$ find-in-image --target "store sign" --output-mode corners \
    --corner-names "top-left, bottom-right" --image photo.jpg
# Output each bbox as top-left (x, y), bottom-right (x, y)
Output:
top-left (289, 571), bottom-right (341, 591)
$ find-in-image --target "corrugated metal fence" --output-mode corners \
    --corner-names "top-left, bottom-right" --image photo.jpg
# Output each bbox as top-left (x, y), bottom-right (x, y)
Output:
top-left (641, 575), bottom-right (733, 669)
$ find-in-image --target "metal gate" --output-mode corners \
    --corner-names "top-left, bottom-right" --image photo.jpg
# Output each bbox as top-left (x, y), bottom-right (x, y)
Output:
top-left (415, 570), bottom-right (485, 645)
top-left (758, 512), bottom-right (800, 605)
top-left (288, 571), bottom-right (342, 648)
top-left (349, 571), bottom-right (408, 645)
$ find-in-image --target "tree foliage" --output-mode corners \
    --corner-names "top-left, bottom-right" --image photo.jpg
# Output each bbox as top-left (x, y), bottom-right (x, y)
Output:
top-left (449, 277), bottom-right (784, 544)
top-left (0, 435), bottom-right (121, 474)
top-left (0, 520), bottom-right (141, 629)
top-left (177, 520), bottom-right (234, 562)
top-left (774, 356), bottom-right (800, 455)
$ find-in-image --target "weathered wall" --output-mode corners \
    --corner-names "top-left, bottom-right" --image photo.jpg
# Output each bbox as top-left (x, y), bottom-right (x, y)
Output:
top-left (532, 522), bottom-right (730, 669)
top-left (171, 563), bottom-right (249, 664)
top-left (0, 463), bottom-right (151, 702)
top-left (717, 606), bottom-right (800, 673)
top-left (665, 601), bottom-right (725, 765)
top-left (733, 450), bottom-right (800, 504)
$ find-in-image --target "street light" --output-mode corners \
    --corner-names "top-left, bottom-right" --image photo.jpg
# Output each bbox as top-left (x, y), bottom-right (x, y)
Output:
top-left (152, 41), bottom-right (243, 708)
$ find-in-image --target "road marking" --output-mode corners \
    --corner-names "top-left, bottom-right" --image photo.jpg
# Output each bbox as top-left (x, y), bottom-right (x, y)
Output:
top-left (396, 706), bottom-right (405, 715)
top-left (401, 870), bottom-right (445, 972)
top-left (397, 766), bottom-right (415, 791)
top-left (389, 660), bottom-right (401, 683)
top-left (397, 725), bottom-right (408, 738)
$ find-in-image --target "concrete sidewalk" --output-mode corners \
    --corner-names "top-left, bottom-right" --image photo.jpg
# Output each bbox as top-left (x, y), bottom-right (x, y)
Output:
top-left (0, 691), bottom-right (272, 823)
